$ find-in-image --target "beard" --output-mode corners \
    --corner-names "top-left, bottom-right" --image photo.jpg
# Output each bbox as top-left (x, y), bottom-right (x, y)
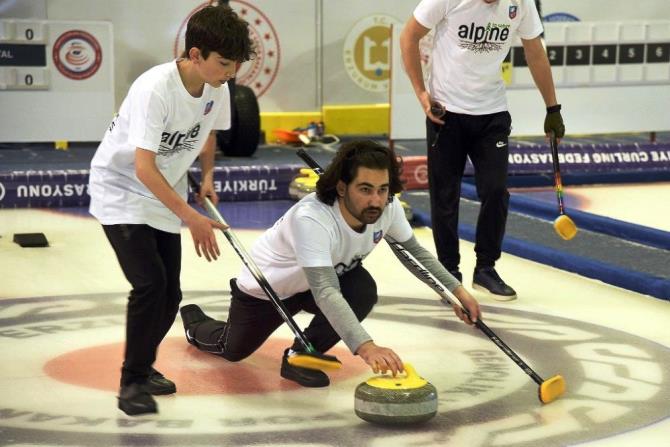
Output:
top-left (343, 197), bottom-right (383, 225)
top-left (358, 206), bottom-right (383, 224)
top-left (340, 191), bottom-right (387, 228)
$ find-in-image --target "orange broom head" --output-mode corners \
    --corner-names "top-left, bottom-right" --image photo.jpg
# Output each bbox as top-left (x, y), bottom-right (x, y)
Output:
top-left (539, 374), bottom-right (566, 404)
top-left (287, 352), bottom-right (342, 371)
top-left (272, 128), bottom-right (301, 143)
top-left (554, 214), bottom-right (577, 240)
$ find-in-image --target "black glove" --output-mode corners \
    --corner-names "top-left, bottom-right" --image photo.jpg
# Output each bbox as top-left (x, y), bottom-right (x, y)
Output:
top-left (544, 104), bottom-right (565, 138)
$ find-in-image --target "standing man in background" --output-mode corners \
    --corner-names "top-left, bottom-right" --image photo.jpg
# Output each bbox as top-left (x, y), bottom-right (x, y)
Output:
top-left (400, 0), bottom-right (565, 301)
top-left (88, 4), bottom-right (255, 416)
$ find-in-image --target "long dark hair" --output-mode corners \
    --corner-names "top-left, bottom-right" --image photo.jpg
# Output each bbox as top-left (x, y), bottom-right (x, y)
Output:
top-left (316, 140), bottom-right (403, 205)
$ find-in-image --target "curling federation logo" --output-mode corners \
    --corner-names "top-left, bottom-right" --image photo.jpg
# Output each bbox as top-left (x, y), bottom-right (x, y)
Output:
top-left (373, 230), bottom-right (383, 243)
top-left (174, 1), bottom-right (280, 98)
top-left (204, 100), bottom-right (214, 116)
top-left (343, 14), bottom-right (401, 92)
top-left (52, 30), bottom-right (102, 80)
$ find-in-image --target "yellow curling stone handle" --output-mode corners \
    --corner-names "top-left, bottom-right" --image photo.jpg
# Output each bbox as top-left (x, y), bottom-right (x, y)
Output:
top-left (365, 363), bottom-right (427, 390)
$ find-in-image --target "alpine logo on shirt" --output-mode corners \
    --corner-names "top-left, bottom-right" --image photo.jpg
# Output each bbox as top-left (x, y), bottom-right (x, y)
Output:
top-left (158, 123), bottom-right (201, 157)
top-left (334, 255), bottom-right (364, 276)
top-left (457, 21), bottom-right (511, 53)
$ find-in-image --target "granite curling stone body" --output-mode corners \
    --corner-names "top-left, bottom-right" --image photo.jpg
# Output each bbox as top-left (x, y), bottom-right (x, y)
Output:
top-left (354, 363), bottom-right (438, 424)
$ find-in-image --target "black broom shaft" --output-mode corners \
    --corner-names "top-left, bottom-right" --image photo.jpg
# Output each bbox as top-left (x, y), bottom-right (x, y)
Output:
top-left (549, 131), bottom-right (561, 176)
top-left (466, 309), bottom-right (544, 385)
top-left (549, 131), bottom-right (566, 214)
top-left (384, 236), bottom-right (545, 386)
top-left (186, 172), bottom-right (314, 352)
top-left (297, 149), bottom-right (324, 175)
top-left (296, 150), bottom-right (546, 385)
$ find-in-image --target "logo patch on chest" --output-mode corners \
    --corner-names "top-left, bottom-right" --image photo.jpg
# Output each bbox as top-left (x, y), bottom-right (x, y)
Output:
top-left (373, 230), bottom-right (383, 243)
top-left (204, 100), bottom-right (214, 116)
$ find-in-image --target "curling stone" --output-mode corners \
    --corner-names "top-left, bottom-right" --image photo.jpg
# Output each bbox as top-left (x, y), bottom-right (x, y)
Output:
top-left (288, 168), bottom-right (319, 200)
top-left (397, 194), bottom-right (414, 223)
top-left (354, 363), bottom-right (437, 425)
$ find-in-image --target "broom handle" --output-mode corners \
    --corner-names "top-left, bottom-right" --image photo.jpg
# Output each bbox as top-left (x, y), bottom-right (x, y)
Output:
top-left (295, 149), bottom-right (547, 386)
top-left (382, 235), bottom-right (545, 386)
top-left (186, 172), bottom-right (316, 353)
top-left (549, 131), bottom-right (566, 215)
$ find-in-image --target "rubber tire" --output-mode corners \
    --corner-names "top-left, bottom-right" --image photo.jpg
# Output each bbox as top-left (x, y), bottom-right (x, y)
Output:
top-left (217, 82), bottom-right (260, 157)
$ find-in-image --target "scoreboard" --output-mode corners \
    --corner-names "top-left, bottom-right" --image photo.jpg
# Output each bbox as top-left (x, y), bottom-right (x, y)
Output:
top-left (0, 20), bottom-right (49, 90)
top-left (0, 19), bottom-right (114, 142)
top-left (506, 21), bottom-right (670, 87)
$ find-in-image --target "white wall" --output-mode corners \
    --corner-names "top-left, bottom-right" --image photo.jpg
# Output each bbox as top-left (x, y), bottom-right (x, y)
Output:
top-left (1, 0), bottom-right (669, 141)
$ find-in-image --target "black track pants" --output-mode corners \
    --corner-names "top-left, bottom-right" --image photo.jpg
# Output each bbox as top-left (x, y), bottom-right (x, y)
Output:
top-left (426, 111), bottom-right (512, 270)
top-left (103, 224), bottom-right (182, 386)
top-left (187, 265), bottom-right (378, 360)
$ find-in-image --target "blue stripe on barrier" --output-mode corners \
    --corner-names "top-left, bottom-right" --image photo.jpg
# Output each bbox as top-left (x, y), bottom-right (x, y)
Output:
top-left (412, 209), bottom-right (670, 301)
top-left (498, 171), bottom-right (670, 188)
top-left (459, 182), bottom-right (670, 251)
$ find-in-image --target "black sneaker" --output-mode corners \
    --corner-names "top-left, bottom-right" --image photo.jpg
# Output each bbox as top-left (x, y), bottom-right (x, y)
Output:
top-left (180, 304), bottom-right (212, 346)
top-left (118, 383), bottom-right (157, 416)
top-left (144, 368), bottom-right (176, 395)
top-left (448, 269), bottom-right (463, 283)
top-left (473, 267), bottom-right (517, 301)
top-left (280, 349), bottom-right (330, 388)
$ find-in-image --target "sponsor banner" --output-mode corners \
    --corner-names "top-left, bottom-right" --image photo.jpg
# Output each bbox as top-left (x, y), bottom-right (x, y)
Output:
top-left (401, 143), bottom-right (670, 190)
top-left (506, 142), bottom-right (670, 174)
top-left (2, 141), bottom-right (669, 206)
top-left (200, 164), bottom-right (293, 202)
top-left (0, 165), bottom-right (297, 209)
top-left (0, 170), bottom-right (90, 208)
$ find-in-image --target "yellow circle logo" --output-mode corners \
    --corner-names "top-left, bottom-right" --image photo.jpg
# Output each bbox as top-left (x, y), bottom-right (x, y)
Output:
top-left (343, 15), bottom-right (401, 92)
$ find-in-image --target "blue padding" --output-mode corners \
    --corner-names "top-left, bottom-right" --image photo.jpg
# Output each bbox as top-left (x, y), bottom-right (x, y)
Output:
top-left (501, 235), bottom-right (670, 300)
top-left (459, 182), bottom-right (670, 251)
top-left (465, 171), bottom-right (670, 188)
top-left (412, 209), bottom-right (670, 301)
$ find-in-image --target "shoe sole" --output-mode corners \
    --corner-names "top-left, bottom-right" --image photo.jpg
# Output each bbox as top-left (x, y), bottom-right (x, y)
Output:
top-left (145, 385), bottom-right (176, 396)
top-left (118, 399), bottom-right (158, 416)
top-left (280, 375), bottom-right (330, 388)
top-left (472, 282), bottom-right (517, 301)
top-left (185, 329), bottom-right (199, 348)
top-left (280, 368), bottom-right (330, 388)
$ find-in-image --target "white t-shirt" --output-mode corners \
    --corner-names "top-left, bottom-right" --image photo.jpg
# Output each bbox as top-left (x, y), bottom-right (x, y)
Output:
top-left (414, 0), bottom-right (543, 115)
top-left (237, 193), bottom-right (414, 300)
top-left (89, 61), bottom-right (231, 233)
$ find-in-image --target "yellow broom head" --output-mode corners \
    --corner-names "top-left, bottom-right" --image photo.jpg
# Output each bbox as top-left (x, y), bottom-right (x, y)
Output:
top-left (539, 374), bottom-right (566, 404)
top-left (287, 352), bottom-right (342, 371)
top-left (554, 214), bottom-right (577, 240)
